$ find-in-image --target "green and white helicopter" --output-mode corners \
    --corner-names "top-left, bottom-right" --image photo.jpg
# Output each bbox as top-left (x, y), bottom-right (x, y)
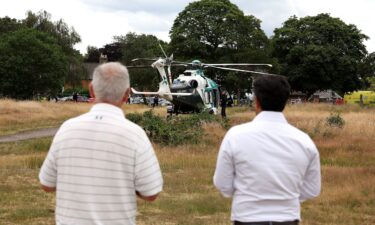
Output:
top-left (130, 48), bottom-right (273, 115)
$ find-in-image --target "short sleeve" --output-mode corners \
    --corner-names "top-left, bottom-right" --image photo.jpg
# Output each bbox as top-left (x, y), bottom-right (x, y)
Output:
top-left (39, 142), bottom-right (58, 188)
top-left (134, 135), bottom-right (163, 197)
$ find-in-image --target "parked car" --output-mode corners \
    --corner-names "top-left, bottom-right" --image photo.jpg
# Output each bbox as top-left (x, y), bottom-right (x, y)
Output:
top-left (158, 98), bottom-right (172, 106)
top-left (58, 95), bottom-right (89, 102)
top-left (77, 96), bottom-right (89, 102)
top-left (59, 96), bottom-right (73, 101)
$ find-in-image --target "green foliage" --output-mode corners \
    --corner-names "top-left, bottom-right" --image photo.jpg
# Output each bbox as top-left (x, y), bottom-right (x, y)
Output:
top-left (23, 10), bottom-right (84, 89)
top-left (23, 10), bottom-right (81, 55)
top-left (326, 112), bottom-right (345, 128)
top-left (272, 14), bottom-right (369, 96)
top-left (114, 32), bottom-right (168, 91)
top-left (0, 11), bottom-right (83, 98)
top-left (170, 0), bottom-right (269, 60)
top-left (0, 16), bottom-right (24, 36)
top-left (84, 46), bottom-right (101, 63)
top-left (359, 52), bottom-right (375, 90)
top-left (0, 28), bottom-right (68, 99)
top-left (169, 0), bottom-right (273, 92)
top-left (126, 113), bottom-right (143, 124)
top-left (365, 77), bottom-right (375, 91)
top-left (63, 88), bottom-right (89, 97)
top-left (127, 110), bottom-right (218, 145)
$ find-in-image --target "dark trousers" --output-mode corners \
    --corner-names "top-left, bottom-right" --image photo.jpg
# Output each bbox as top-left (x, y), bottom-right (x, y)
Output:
top-left (221, 106), bottom-right (226, 118)
top-left (234, 220), bottom-right (299, 225)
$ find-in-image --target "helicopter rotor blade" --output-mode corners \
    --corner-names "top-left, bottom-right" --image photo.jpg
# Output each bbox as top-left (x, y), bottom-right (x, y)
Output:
top-left (207, 65), bottom-right (280, 76)
top-left (131, 58), bottom-right (158, 62)
top-left (159, 42), bottom-right (168, 58)
top-left (205, 63), bottom-right (272, 67)
top-left (171, 64), bottom-right (188, 67)
top-left (171, 60), bottom-right (191, 65)
top-left (126, 65), bottom-right (152, 68)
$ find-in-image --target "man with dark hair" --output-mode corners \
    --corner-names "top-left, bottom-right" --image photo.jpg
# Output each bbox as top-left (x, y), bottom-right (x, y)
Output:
top-left (214, 75), bottom-right (321, 225)
top-left (252, 75), bottom-right (291, 111)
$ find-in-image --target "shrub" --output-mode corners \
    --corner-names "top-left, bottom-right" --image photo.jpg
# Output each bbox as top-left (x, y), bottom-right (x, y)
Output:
top-left (326, 112), bottom-right (345, 128)
top-left (126, 113), bottom-right (143, 124)
top-left (127, 110), bottom-right (221, 146)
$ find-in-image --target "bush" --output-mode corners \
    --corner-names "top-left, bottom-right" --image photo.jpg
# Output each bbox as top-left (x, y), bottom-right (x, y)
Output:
top-left (326, 112), bottom-right (345, 128)
top-left (127, 110), bottom-right (220, 146)
top-left (126, 113), bottom-right (143, 124)
top-left (63, 88), bottom-right (89, 97)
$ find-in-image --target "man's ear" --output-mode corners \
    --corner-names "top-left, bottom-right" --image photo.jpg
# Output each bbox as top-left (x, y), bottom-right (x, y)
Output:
top-left (122, 88), bottom-right (131, 103)
top-left (89, 83), bottom-right (95, 98)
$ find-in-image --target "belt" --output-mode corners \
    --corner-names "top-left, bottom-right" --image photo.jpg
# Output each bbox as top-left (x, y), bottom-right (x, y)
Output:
top-left (234, 220), bottom-right (299, 225)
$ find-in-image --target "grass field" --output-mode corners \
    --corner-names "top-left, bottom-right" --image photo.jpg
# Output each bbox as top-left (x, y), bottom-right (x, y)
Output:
top-left (0, 100), bottom-right (374, 224)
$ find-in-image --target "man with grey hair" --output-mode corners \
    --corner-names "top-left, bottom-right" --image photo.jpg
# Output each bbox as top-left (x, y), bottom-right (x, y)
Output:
top-left (39, 62), bottom-right (163, 225)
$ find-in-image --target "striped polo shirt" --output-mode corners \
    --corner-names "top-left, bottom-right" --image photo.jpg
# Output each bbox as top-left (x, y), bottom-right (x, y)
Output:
top-left (39, 103), bottom-right (163, 225)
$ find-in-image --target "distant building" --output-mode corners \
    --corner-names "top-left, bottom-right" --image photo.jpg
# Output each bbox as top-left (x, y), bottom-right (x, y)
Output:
top-left (309, 90), bottom-right (342, 103)
top-left (80, 63), bottom-right (99, 89)
top-left (64, 54), bottom-right (108, 90)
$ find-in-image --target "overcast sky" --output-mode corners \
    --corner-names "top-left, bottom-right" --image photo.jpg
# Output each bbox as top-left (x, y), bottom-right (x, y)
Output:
top-left (1, 0), bottom-right (374, 54)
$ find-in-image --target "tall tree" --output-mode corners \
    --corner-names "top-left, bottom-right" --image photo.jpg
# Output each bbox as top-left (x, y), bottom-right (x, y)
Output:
top-left (272, 13), bottom-right (369, 95)
top-left (23, 10), bottom-right (81, 55)
top-left (169, 0), bottom-right (272, 95)
top-left (169, 0), bottom-right (268, 62)
top-left (0, 16), bottom-right (24, 36)
top-left (358, 52), bottom-right (375, 90)
top-left (114, 33), bottom-right (168, 91)
top-left (84, 46), bottom-right (101, 63)
top-left (23, 10), bottom-right (83, 87)
top-left (0, 28), bottom-right (68, 99)
top-left (100, 42), bottom-right (123, 62)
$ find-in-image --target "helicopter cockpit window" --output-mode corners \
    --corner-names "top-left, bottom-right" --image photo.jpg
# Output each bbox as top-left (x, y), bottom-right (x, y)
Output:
top-left (183, 72), bottom-right (192, 76)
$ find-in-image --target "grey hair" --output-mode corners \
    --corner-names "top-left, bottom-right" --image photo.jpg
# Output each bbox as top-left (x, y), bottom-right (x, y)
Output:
top-left (92, 62), bottom-right (130, 103)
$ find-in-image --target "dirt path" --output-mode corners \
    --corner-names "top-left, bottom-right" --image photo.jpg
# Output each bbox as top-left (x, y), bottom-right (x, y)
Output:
top-left (0, 127), bottom-right (59, 143)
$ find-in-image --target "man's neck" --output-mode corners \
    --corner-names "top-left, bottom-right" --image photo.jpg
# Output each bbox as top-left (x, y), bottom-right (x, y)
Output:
top-left (96, 100), bottom-right (123, 109)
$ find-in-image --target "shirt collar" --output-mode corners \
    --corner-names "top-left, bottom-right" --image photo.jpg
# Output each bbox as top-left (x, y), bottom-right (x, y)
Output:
top-left (89, 103), bottom-right (125, 117)
top-left (253, 111), bottom-right (288, 124)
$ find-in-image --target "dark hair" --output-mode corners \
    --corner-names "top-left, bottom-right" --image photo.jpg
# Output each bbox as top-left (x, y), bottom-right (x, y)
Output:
top-left (253, 75), bottom-right (290, 112)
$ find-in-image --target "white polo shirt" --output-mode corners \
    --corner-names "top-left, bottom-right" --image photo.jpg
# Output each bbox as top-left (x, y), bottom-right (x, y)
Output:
top-left (39, 103), bottom-right (163, 225)
top-left (214, 111), bottom-right (321, 222)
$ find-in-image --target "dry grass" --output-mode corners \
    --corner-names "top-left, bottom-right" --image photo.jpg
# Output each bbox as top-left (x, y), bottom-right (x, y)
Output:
top-left (0, 102), bottom-right (374, 224)
top-left (0, 99), bottom-right (153, 136)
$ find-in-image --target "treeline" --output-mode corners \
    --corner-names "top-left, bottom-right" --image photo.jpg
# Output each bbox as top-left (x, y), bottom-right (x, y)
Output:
top-left (0, 11), bottom-right (84, 99)
top-left (1, 0), bottom-right (374, 99)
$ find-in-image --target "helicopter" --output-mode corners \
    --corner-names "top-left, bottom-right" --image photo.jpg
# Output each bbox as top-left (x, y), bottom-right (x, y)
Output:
top-left (130, 47), bottom-right (274, 115)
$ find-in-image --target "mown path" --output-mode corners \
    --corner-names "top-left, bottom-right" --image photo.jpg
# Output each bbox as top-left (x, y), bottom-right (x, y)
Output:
top-left (0, 127), bottom-right (58, 143)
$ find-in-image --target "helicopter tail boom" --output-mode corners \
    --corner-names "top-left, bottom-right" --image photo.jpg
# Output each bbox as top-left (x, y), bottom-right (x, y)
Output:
top-left (131, 88), bottom-right (192, 96)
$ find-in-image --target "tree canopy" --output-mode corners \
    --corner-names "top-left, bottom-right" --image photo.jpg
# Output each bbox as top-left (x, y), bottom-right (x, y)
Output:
top-left (0, 28), bottom-right (68, 99)
top-left (0, 16), bottom-right (24, 36)
top-left (169, 0), bottom-right (269, 62)
top-left (84, 46), bottom-right (101, 63)
top-left (0, 11), bottom-right (82, 99)
top-left (272, 13), bottom-right (369, 95)
top-left (23, 10), bottom-right (81, 56)
top-left (169, 0), bottom-right (272, 96)
top-left (23, 10), bottom-right (84, 88)
top-left (114, 33), bottom-right (169, 91)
